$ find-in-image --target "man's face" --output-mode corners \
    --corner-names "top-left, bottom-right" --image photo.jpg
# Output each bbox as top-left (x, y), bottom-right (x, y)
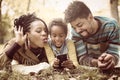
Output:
top-left (70, 17), bottom-right (94, 38)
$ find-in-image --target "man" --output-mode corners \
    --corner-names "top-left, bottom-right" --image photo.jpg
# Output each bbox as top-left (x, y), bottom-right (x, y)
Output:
top-left (64, 1), bottom-right (120, 70)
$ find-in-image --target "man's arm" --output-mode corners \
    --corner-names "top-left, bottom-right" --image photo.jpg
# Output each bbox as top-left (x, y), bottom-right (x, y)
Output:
top-left (78, 54), bottom-right (98, 67)
top-left (71, 28), bottom-right (95, 66)
top-left (105, 25), bottom-right (120, 65)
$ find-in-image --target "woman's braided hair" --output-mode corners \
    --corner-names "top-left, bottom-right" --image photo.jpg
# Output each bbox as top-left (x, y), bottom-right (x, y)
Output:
top-left (14, 13), bottom-right (48, 35)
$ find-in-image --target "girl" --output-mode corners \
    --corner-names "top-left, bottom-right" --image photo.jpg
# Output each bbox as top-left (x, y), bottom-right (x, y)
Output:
top-left (48, 18), bottom-right (79, 69)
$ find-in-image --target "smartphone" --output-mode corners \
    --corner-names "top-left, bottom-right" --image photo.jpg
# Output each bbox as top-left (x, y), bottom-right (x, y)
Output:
top-left (56, 54), bottom-right (67, 68)
top-left (56, 54), bottom-right (67, 63)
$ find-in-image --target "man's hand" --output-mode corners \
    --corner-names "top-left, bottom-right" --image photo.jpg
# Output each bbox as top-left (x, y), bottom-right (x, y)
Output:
top-left (98, 53), bottom-right (116, 70)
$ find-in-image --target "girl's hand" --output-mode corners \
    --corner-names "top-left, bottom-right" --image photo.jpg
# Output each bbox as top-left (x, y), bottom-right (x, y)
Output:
top-left (62, 59), bottom-right (75, 69)
top-left (14, 26), bottom-right (27, 46)
top-left (52, 58), bottom-right (60, 68)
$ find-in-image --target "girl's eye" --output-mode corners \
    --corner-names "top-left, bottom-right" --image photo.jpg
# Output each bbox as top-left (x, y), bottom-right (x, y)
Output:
top-left (51, 34), bottom-right (56, 37)
top-left (53, 35), bottom-right (56, 37)
top-left (60, 35), bottom-right (64, 37)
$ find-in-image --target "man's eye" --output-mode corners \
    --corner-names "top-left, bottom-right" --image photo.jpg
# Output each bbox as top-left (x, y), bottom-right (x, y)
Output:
top-left (77, 23), bottom-right (83, 28)
top-left (78, 24), bottom-right (82, 27)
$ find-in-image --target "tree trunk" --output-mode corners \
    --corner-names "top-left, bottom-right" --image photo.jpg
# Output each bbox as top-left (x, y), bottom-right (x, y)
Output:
top-left (27, 0), bottom-right (31, 11)
top-left (110, 0), bottom-right (119, 22)
top-left (0, 0), bottom-right (2, 26)
top-left (0, 0), bottom-right (3, 43)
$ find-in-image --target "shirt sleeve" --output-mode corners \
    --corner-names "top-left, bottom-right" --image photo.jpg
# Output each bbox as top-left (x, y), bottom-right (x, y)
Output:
top-left (106, 23), bottom-right (120, 64)
top-left (0, 39), bottom-right (20, 69)
top-left (6, 42), bottom-right (21, 59)
top-left (71, 28), bottom-right (87, 57)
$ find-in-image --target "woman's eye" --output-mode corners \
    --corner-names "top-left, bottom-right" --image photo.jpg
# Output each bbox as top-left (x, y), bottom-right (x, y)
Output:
top-left (44, 29), bottom-right (48, 33)
top-left (60, 36), bottom-right (63, 37)
top-left (36, 30), bottom-right (41, 33)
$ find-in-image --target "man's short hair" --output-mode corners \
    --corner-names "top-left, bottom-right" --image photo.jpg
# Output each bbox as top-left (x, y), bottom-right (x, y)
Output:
top-left (64, 1), bottom-right (91, 23)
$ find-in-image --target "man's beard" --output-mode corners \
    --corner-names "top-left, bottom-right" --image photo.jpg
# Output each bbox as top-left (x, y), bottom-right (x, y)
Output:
top-left (79, 30), bottom-right (93, 39)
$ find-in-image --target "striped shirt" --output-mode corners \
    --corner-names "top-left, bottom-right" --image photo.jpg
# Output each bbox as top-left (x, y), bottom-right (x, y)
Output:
top-left (72, 16), bottom-right (120, 61)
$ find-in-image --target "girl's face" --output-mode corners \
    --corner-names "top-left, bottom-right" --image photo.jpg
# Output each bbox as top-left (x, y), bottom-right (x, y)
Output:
top-left (50, 25), bottom-right (67, 48)
top-left (28, 20), bottom-right (48, 48)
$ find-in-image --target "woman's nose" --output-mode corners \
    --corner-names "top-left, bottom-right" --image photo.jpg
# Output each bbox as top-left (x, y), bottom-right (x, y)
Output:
top-left (41, 31), bottom-right (47, 36)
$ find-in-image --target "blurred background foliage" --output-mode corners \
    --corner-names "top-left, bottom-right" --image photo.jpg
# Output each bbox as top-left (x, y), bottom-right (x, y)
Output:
top-left (0, 0), bottom-right (120, 44)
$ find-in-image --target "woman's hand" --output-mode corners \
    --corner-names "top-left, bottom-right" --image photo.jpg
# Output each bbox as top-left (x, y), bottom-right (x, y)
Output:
top-left (98, 53), bottom-right (116, 70)
top-left (14, 26), bottom-right (27, 46)
top-left (61, 59), bottom-right (75, 69)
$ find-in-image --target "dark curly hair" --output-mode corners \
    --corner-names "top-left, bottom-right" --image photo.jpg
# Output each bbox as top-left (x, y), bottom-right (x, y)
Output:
top-left (64, 1), bottom-right (91, 23)
top-left (14, 13), bottom-right (48, 35)
top-left (49, 18), bottom-right (68, 35)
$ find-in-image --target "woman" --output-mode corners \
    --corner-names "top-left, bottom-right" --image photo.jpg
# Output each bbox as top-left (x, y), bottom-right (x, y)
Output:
top-left (0, 13), bottom-right (51, 74)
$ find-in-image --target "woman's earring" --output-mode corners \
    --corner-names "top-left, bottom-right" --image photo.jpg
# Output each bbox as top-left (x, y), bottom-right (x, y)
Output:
top-left (28, 38), bottom-right (30, 49)
top-left (25, 34), bottom-right (30, 49)
top-left (25, 40), bottom-right (27, 50)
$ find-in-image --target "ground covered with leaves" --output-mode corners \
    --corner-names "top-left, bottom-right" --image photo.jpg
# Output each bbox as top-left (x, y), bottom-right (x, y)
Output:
top-left (0, 65), bottom-right (120, 80)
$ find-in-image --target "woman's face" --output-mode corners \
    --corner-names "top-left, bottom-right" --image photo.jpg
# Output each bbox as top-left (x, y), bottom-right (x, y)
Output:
top-left (50, 25), bottom-right (67, 48)
top-left (28, 20), bottom-right (48, 48)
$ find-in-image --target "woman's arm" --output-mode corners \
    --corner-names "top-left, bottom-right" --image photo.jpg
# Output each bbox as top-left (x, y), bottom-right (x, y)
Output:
top-left (0, 26), bottom-right (27, 69)
top-left (12, 62), bottom-right (50, 75)
top-left (0, 39), bottom-right (20, 69)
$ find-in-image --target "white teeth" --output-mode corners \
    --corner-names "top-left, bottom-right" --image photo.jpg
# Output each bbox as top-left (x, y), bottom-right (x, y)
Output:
top-left (56, 43), bottom-right (61, 45)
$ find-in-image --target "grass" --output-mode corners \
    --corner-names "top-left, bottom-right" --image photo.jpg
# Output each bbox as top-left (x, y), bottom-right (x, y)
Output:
top-left (0, 43), bottom-right (119, 80)
top-left (0, 66), bottom-right (107, 80)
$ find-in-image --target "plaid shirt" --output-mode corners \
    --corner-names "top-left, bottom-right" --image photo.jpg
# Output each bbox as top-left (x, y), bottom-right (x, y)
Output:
top-left (72, 16), bottom-right (120, 60)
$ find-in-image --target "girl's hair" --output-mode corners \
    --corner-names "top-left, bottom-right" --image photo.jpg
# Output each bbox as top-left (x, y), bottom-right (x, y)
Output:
top-left (64, 1), bottom-right (91, 23)
top-left (49, 18), bottom-right (68, 35)
top-left (14, 13), bottom-right (48, 35)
